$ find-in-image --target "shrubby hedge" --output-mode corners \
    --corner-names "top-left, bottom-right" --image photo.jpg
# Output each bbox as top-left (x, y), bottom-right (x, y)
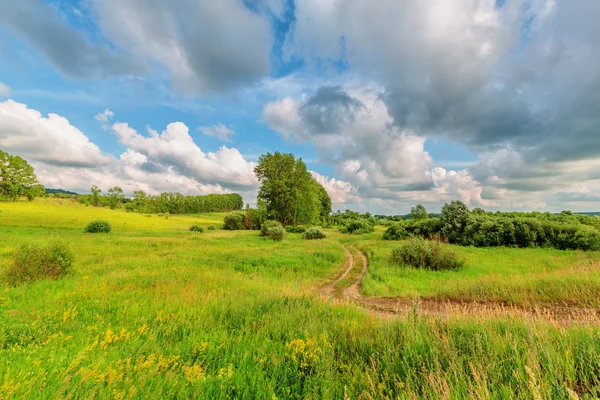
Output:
top-left (383, 201), bottom-right (600, 251)
top-left (189, 225), bottom-right (204, 232)
top-left (302, 228), bottom-right (327, 240)
top-left (340, 219), bottom-right (375, 235)
top-left (84, 220), bottom-right (112, 233)
top-left (261, 220), bottom-right (283, 237)
top-left (223, 212), bottom-right (246, 230)
top-left (391, 238), bottom-right (464, 271)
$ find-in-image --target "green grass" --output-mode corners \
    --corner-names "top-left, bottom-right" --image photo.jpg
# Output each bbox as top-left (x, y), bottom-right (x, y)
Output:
top-left (1, 200), bottom-right (600, 398)
top-left (359, 238), bottom-right (600, 306)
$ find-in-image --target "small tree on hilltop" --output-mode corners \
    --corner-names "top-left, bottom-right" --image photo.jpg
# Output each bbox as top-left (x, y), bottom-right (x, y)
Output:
top-left (410, 204), bottom-right (428, 220)
top-left (0, 150), bottom-right (43, 201)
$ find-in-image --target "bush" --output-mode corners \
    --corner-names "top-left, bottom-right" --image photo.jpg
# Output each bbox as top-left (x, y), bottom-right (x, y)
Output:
top-left (244, 208), bottom-right (266, 230)
top-left (265, 226), bottom-right (286, 241)
top-left (405, 218), bottom-right (443, 238)
top-left (441, 201), bottom-right (470, 243)
top-left (391, 238), bottom-right (464, 271)
top-left (223, 212), bottom-right (246, 230)
top-left (84, 220), bottom-right (112, 233)
top-left (383, 223), bottom-right (409, 240)
top-left (189, 225), bottom-right (204, 232)
top-left (3, 240), bottom-right (74, 285)
top-left (302, 228), bottom-right (327, 240)
top-left (286, 225), bottom-right (308, 234)
top-left (207, 225), bottom-right (216, 231)
top-left (340, 218), bottom-right (375, 235)
top-left (261, 220), bottom-right (284, 237)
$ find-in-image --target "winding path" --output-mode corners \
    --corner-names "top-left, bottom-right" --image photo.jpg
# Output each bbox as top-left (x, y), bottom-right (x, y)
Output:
top-left (321, 244), bottom-right (600, 325)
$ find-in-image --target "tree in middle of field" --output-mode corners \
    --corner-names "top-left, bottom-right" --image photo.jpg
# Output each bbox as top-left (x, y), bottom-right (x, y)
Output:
top-left (254, 152), bottom-right (331, 226)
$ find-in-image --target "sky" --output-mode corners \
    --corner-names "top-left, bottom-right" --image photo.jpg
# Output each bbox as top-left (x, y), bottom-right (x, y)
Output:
top-left (0, 0), bottom-right (599, 214)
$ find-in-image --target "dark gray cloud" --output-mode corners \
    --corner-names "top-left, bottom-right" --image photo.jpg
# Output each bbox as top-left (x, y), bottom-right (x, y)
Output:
top-left (299, 86), bottom-right (365, 134)
top-left (0, 0), bottom-right (141, 78)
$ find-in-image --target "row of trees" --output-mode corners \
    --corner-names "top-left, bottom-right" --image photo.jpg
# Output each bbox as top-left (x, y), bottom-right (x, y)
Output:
top-left (81, 186), bottom-right (244, 214)
top-left (0, 150), bottom-right (45, 201)
top-left (384, 201), bottom-right (600, 251)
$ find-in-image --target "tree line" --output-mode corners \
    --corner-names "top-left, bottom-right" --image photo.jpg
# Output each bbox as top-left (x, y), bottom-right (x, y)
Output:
top-left (79, 186), bottom-right (244, 214)
top-left (384, 201), bottom-right (600, 251)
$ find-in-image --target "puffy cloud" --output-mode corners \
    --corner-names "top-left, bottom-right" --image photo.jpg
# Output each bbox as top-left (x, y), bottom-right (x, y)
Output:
top-left (198, 124), bottom-right (236, 142)
top-left (92, 0), bottom-right (273, 93)
top-left (0, 101), bottom-right (258, 197)
top-left (0, 0), bottom-right (141, 78)
top-left (264, 84), bottom-right (435, 200)
top-left (111, 121), bottom-right (257, 189)
top-left (0, 82), bottom-right (10, 97)
top-left (0, 100), bottom-right (113, 167)
top-left (311, 171), bottom-right (356, 205)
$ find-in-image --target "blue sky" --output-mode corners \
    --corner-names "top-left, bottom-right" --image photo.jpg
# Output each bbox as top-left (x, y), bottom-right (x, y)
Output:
top-left (0, 0), bottom-right (599, 213)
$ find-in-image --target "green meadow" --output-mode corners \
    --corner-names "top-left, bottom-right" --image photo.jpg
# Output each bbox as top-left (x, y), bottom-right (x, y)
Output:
top-left (1, 199), bottom-right (600, 399)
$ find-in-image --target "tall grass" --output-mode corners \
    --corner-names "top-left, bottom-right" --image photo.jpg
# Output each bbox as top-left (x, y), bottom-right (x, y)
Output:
top-left (0, 200), bottom-right (599, 398)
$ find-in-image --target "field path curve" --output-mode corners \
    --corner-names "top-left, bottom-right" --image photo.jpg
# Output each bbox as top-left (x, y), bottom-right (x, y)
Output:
top-left (323, 244), bottom-right (600, 325)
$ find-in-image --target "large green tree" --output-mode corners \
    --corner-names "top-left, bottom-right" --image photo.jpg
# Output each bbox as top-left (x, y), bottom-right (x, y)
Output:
top-left (0, 150), bottom-right (43, 201)
top-left (254, 152), bottom-right (332, 226)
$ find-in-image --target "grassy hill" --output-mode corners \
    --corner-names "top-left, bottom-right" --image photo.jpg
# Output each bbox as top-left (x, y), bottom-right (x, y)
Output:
top-left (1, 199), bottom-right (599, 398)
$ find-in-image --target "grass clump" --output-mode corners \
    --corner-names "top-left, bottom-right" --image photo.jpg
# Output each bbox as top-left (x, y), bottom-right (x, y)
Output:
top-left (189, 224), bottom-right (204, 232)
top-left (302, 228), bottom-right (327, 240)
top-left (207, 225), bottom-right (216, 230)
top-left (391, 237), bottom-right (464, 271)
top-left (84, 220), bottom-right (111, 233)
top-left (3, 240), bottom-right (74, 285)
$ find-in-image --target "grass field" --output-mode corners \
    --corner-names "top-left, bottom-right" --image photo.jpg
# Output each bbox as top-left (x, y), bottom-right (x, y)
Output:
top-left (355, 235), bottom-right (600, 307)
top-left (1, 199), bottom-right (600, 398)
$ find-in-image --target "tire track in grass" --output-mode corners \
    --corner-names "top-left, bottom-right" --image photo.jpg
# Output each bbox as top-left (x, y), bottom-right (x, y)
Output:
top-left (323, 244), bottom-right (600, 325)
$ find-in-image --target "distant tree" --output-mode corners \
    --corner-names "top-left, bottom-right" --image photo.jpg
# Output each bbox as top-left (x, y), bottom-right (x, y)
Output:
top-left (26, 184), bottom-right (46, 201)
top-left (472, 207), bottom-right (486, 215)
top-left (0, 150), bottom-right (41, 201)
top-left (441, 200), bottom-right (471, 243)
top-left (254, 152), bottom-right (331, 226)
top-left (132, 190), bottom-right (148, 213)
top-left (106, 186), bottom-right (125, 210)
top-left (90, 185), bottom-right (102, 206)
top-left (410, 204), bottom-right (428, 220)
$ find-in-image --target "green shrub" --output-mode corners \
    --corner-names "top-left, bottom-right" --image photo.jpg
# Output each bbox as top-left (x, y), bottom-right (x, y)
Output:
top-left (223, 212), bottom-right (246, 230)
top-left (207, 225), bottom-right (216, 231)
top-left (405, 218), bottom-right (443, 238)
top-left (285, 226), bottom-right (295, 233)
top-left (189, 225), bottom-right (204, 232)
top-left (340, 218), bottom-right (375, 235)
top-left (383, 223), bottom-right (409, 240)
top-left (261, 220), bottom-right (283, 237)
top-left (391, 238), bottom-right (464, 271)
top-left (265, 226), bottom-right (286, 241)
top-left (244, 208), bottom-right (266, 230)
top-left (84, 220), bottom-right (112, 233)
top-left (3, 240), bottom-right (74, 285)
top-left (302, 228), bottom-right (326, 240)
